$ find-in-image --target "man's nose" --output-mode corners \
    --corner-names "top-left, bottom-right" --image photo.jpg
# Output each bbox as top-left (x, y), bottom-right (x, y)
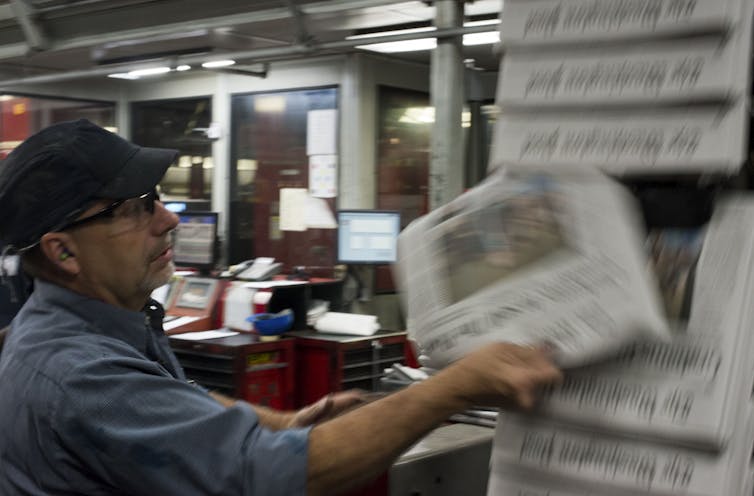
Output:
top-left (152, 201), bottom-right (180, 234)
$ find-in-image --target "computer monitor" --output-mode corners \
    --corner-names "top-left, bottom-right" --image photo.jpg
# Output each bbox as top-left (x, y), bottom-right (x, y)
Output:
top-left (163, 199), bottom-right (212, 213)
top-left (173, 212), bottom-right (218, 272)
top-left (337, 210), bottom-right (401, 264)
top-left (163, 202), bottom-right (187, 213)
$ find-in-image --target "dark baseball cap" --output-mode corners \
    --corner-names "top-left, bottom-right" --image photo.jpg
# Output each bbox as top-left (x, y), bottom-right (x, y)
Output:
top-left (0, 119), bottom-right (178, 251)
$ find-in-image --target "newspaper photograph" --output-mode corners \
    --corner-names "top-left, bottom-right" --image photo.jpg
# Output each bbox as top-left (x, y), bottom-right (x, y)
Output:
top-left (395, 166), bottom-right (669, 369)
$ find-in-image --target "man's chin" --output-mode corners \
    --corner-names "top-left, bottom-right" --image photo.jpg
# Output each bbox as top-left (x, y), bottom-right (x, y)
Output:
top-left (150, 262), bottom-right (176, 291)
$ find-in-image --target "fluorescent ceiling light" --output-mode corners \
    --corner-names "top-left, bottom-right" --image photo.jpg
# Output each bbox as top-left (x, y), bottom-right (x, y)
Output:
top-left (175, 65), bottom-right (191, 71)
top-left (128, 66), bottom-right (171, 77)
top-left (107, 72), bottom-right (140, 80)
top-left (356, 38), bottom-right (436, 53)
top-left (202, 59), bottom-right (236, 68)
top-left (346, 26), bottom-right (436, 40)
top-left (107, 66), bottom-right (172, 80)
top-left (464, 19), bottom-right (501, 27)
top-left (349, 19), bottom-right (500, 54)
top-left (463, 31), bottom-right (500, 46)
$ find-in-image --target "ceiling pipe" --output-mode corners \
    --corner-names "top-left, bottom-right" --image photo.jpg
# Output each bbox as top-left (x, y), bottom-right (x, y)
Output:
top-left (0, 23), bottom-right (497, 87)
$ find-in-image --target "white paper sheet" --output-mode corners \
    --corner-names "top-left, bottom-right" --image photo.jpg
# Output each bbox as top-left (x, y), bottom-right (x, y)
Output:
top-left (162, 316), bottom-right (202, 332)
top-left (305, 195), bottom-right (337, 229)
top-left (306, 109), bottom-right (337, 156)
top-left (279, 187), bottom-right (308, 231)
top-left (170, 329), bottom-right (239, 340)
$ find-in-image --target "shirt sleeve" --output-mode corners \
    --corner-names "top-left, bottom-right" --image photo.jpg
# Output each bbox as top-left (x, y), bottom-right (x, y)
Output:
top-left (53, 353), bottom-right (309, 496)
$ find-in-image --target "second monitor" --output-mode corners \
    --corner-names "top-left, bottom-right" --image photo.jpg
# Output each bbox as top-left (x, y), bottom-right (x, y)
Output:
top-left (173, 211), bottom-right (219, 272)
top-left (337, 210), bottom-right (401, 264)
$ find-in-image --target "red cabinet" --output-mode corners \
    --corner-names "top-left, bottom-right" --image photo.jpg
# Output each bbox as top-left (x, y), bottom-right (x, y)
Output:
top-left (287, 330), bottom-right (410, 407)
top-left (169, 334), bottom-right (296, 410)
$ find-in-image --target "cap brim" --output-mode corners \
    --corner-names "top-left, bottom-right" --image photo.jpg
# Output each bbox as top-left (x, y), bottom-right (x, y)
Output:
top-left (97, 146), bottom-right (178, 199)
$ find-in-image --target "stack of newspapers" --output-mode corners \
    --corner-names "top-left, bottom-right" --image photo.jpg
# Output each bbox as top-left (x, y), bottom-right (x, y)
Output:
top-left (487, 196), bottom-right (754, 496)
top-left (395, 171), bottom-right (754, 495)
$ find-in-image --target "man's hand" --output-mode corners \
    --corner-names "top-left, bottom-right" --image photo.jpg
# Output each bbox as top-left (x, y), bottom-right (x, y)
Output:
top-left (289, 390), bottom-right (366, 428)
top-left (439, 342), bottom-right (562, 411)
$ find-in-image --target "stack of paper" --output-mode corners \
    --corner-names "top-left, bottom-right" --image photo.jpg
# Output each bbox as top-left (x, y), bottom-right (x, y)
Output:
top-left (314, 312), bottom-right (379, 336)
top-left (488, 197), bottom-right (754, 496)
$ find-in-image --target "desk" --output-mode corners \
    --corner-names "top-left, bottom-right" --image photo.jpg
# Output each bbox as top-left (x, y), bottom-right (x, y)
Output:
top-left (389, 423), bottom-right (493, 495)
top-left (352, 423), bottom-right (494, 496)
top-left (286, 330), bottom-right (410, 407)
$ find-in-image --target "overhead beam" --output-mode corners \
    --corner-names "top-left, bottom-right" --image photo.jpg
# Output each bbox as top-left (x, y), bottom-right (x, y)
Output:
top-left (0, 0), bottom-right (409, 60)
top-left (9, 0), bottom-right (49, 51)
top-left (0, 23), bottom-right (497, 87)
top-left (285, 0), bottom-right (313, 46)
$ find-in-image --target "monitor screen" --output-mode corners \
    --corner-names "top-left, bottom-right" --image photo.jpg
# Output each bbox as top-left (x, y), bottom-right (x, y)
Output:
top-left (174, 277), bottom-right (218, 310)
top-left (163, 199), bottom-right (212, 213)
top-left (337, 210), bottom-right (401, 264)
top-left (173, 212), bottom-right (218, 270)
top-left (164, 202), bottom-right (187, 213)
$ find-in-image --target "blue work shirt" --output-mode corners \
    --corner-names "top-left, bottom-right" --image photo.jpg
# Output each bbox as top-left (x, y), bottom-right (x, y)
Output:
top-left (0, 280), bottom-right (309, 496)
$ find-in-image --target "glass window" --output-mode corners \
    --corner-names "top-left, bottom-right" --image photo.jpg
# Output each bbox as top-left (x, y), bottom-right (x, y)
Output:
top-left (230, 87), bottom-right (338, 271)
top-left (376, 87), bottom-right (497, 222)
top-left (131, 98), bottom-right (213, 201)
top-left (375, 87), bottom-right (496, 292)
top-left (376, 86), bottom-right (431, 229)
top-left (0, 94), bottom-right (115, 158)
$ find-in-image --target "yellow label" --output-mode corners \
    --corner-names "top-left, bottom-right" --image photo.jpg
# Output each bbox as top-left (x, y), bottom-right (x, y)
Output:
top-left (247, 352), bottom-right (277, 366)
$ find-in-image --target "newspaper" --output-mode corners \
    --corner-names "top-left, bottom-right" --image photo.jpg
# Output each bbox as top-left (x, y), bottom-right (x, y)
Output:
top-left (533, 197), bottom-right (754, 449)
top-left (488, 403), bottom-right (754, 496)
top-left (395, 166), bottom-right (669, 369)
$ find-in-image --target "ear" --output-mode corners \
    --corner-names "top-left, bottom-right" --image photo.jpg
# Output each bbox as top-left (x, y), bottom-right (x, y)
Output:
top-left (39, 232), bottom-right (81, 275)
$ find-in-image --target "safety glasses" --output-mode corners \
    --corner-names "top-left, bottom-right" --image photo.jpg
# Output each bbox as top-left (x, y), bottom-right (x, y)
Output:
top-left (59, 189), bottom-right (160, 232)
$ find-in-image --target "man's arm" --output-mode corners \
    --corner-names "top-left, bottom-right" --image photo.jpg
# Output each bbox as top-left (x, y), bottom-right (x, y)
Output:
top-left (307, 342), bottom-right (561, 496)
top-left (208, 390), bottom-right (365, 430)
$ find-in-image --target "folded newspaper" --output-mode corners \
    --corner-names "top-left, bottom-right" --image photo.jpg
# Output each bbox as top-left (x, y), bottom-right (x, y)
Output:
top-left (532, 197), bottom-right (754, 450)
top-left (395, 166), bottom-right (670, 368)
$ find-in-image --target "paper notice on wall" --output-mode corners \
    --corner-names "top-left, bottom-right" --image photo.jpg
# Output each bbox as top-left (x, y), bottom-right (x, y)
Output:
top-left (279, 188), bottom-right (308, 231)
top-left (307, 109), bottom-right (337, 156)
top-left (306, 196), bottom-right (337, 229)
top-left (309, 154), bottom-right (337, 198)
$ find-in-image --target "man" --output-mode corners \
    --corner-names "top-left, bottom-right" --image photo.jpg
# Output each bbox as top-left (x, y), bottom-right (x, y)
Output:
top-left (0, 120), bottom-right (562, 495)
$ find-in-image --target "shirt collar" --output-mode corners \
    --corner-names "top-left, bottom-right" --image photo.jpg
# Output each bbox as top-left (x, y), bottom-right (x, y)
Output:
top-left (31, 279), bottom-right (162, 355)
